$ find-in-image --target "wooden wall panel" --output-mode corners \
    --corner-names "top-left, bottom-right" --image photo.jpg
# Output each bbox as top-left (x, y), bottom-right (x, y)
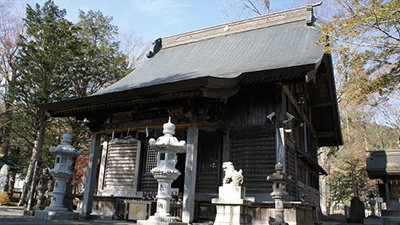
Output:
top-left (285, 146), bottom-right (296, 198)
top-left (230, 135), bottom-right (275, 193)
top-left (196, 140), bottom-right (222, 193)
top-left (228, 86), bottom-right (275, 129)
top-left (104, 138), bottom-right (137, 189)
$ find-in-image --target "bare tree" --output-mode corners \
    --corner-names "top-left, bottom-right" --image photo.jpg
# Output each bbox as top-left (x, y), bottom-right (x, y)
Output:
top-left (217, 0), bottom-right (321, 21)
top-left (217, 0), bottom-right (270, 21)
top-left (0, 0), bottom-right (25, 157)
top-left (118, 31), bottom-right (150, 70)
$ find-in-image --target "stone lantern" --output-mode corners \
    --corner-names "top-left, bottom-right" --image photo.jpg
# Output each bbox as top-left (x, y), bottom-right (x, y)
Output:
top-left (267, 162), bottom-right (289, 225)
top-left (33, 168), bottom-right (51, 210)
top-left (35, 132), bottom-right (81, 220)
top-left (138, 118), bottom-right (187, 225)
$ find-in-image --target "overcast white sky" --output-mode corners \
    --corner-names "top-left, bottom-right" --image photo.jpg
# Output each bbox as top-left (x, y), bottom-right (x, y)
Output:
top-left (12, 0), bottom-right (315, 42)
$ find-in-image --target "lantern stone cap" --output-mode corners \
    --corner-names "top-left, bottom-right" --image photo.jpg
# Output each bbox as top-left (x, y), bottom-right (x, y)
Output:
top-left (149, 118), bottom-right (186, 153)
top-left (163, 117), bottom-right (175, 135)
top-left (49, 132), bottom-right (81, 156)
top-left (267, 162), bottom-right (287, 182)
top-left (275, 162), bottom-right (283, 171)
top-left (62, 132), bottom-right (73, 145)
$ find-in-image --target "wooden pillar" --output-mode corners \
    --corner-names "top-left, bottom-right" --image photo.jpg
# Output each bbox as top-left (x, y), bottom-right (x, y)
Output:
top-left (294, 150), bottom-right (299, 200)
top-left (276, 85), bottom-right (286, 172)
top-left (385, 182), bottom-right (391, 210)
top-left (97, 139), bottom-right (108, 195)
top-left (182, 125), bottom-right (199, 223)
top-left (81, 134), bottom-right (101, 216)
top-left (222, 128), bottom-right (230, 163)
top-left (132, 140), bottom-right (142, 195)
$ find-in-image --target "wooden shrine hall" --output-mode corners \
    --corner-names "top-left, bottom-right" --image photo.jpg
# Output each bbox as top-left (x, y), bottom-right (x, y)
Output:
top-left (40, 5), bottom-right (342, 224)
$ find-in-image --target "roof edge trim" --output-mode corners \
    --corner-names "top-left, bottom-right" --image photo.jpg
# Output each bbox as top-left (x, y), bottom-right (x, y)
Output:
top-left (162, 6), bottom-right (308, 48)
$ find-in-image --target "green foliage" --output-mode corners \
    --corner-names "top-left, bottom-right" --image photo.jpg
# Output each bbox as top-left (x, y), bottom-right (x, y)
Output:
top-left (5, 0), bottom-right (130, 188)
top-left (68, 10), bottom-right (131, 98)
top-left (324, 2), bottom-right (400, 203)
top-left (10, 1), bottom-right (78, 106)
top-left (327, 111), bottom-right (398, 208)
top-left (322, 0), bottom-right (400, 102)
top-left (329, 158), bottom-right (374, 205)
top-left (0, 192), bottom-right (10, 206)
top-left (7, 0), bottom-right (75, 174)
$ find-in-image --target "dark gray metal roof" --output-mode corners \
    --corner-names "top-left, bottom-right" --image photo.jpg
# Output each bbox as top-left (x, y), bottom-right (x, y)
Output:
top-left (367, 150), bottom-right (400, 180)
top-left (95, 11), bottom-right (324, 96)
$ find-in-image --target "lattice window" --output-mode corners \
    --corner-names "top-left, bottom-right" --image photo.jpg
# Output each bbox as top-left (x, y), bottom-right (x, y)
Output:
top-left (139, 144), bottom-right (158, 191)
top-left (196, 140), bottom-right (222, 193)
top-left (231, 135), bottom-right (275, 193)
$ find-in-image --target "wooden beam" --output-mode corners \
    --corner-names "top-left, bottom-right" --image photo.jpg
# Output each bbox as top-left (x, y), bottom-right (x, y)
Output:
top-left (281, 85), bottom-right (317, 137)
top-left (310, 102), bottom-right (332, 108)
top-left (316, 131), bottom-right (335, 138)
top-left (93, 123), bottom-right (202, 135)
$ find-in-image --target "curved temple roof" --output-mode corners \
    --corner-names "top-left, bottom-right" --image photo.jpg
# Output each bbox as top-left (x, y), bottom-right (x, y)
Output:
top-left (95, 6), bottom-right (324, 96)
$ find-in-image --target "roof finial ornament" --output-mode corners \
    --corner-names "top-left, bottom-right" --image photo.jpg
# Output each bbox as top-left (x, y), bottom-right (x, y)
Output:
top-left (306, 1), bottom-right (322, 26)
top-left (146, 38), bottom-right (162, 58)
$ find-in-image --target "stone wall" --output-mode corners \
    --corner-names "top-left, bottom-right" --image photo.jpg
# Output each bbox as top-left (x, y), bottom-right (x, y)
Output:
top-left (247, 202), bottom-right (315, 225)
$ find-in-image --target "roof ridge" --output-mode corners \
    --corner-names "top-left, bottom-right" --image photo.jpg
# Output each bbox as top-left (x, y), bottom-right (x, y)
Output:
top-left (162, 6), bottom-right (308, 49)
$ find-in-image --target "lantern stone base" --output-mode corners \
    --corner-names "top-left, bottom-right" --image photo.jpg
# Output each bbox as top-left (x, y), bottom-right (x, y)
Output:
top-left (35, 210), bottom-right (79, 220)
top-left (137, 214), bottom-right (187, 225)
top-left (137, 219), bottom-right (187, 225)
top-left (269, 221), bottom-right (288, 225)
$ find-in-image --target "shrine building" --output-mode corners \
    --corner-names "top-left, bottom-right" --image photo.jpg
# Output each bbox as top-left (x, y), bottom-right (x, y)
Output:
top-left (40, 5), bottom-right (342, 224)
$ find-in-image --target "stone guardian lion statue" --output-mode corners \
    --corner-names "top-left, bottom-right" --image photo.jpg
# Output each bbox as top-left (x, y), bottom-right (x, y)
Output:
top-left (222, 161), bottom-right (243, 186)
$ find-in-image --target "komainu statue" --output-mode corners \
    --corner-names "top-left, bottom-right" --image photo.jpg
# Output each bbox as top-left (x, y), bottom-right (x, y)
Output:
top-left (222, 161), bottom-right (243, 186)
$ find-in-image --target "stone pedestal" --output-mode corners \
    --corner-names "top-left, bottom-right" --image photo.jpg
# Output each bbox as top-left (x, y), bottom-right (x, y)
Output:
top-left (138, 219), bottom-right (187, 225)
top-left (212, 185), bottom-right (250, 225)
top-left (364, 217), bottom-right (383, 225)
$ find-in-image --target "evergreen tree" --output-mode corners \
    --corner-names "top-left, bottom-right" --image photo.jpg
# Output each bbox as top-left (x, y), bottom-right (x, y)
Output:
top-left (9, 0), bottom-right (78, 206)
top-left (8, 0), bottom-right (131, 205)
top-left (69, 9), bottom-right (131, 98)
